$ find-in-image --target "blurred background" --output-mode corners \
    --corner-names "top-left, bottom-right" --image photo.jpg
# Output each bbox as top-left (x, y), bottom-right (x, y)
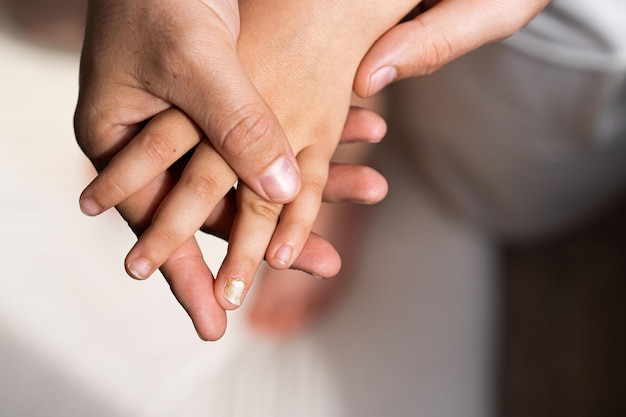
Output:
top-left (0, 1), bottom-right (625, 416)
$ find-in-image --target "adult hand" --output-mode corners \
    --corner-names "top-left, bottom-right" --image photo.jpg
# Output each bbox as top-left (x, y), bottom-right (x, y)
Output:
top-left (354, 0), bottom-right (550, 97)
top-left (75, 0), bottom-right (301, 208)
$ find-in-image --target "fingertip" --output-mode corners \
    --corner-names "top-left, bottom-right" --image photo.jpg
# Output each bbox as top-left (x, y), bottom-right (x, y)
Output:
top-left (269, 243), bottom-right (295, 269)
top-left (191, 310), bottom-right (227, 342)
top-left (159, 240), bottom-right (229, 341)
top-left (353, 68), bottom-right (372, 98)
top-left (216, 267), bottom-right (252, 311)
top-left (310, 256), bottom-right (341, 280)
top-left (196, 327), bottom-right (226, 342)
top-left (354, 50), bottom-right (397, 98)
top-left (126, 256), bottom-right (154, 280)
top-left (223, 277), bottom-right (246, 307)
top-left (185, 300), bottom-right (227, 342)
top-left (360, 168), bottom-right (389, 204)
top-left (79, 196), bottom-right (103, 216)
top-left (366, 65), bottom-right (398, 97)
top-left (259, 156), bottom-right (301, 203)
top-left (368, 114), bottom-right (388, 143)
top-left (354, 22), bottom-right (420, 96)
top-left (341, 107), bottom-right (388, 144)
top-left (291, 234), bottom-right (341, 279)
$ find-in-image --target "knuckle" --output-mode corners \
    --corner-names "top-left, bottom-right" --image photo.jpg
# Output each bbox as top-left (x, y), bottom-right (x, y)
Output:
top-left (78, 135), bottom-right (114, 172)
top-left (241, 196), bottom-right (281, 224)
top-left (74, 106), bottom-right (123, 171)
top-left (159, 45), bottom-right (192, 82)
top-left (74, 108), bottom-right (106, 156)
top-left (302, 171), bottom-right (327, 197)
top-left (149, 227), bottom-right (181, 258)
top-left (139, 30), bottom-right (201, 91)
top-left (73, 107), bottom-right (88, 147)
top-left (418, 34), bottom-right (455, 75)
top-left (184, 174), bottom-right (221, 204)
top-left (141, 130), bottom-right (176, 167)
top-left (100, 174), bottom-right (129, 204)
top-left (219, 106), bottom-right (275, 158)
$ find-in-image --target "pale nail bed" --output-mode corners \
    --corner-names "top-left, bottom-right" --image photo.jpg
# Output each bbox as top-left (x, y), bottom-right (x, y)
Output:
top-left (260, 156), bottom-right (299, 201)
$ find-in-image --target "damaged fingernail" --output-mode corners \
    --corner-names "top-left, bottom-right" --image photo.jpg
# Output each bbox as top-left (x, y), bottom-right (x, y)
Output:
top-left (224, 278), bottom-right (245, 306)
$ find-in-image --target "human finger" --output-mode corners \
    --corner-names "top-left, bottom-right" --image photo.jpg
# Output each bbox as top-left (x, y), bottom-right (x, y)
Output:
top-left (160, 238), bottom-right (228, 341)
top-left (116, 172), bottom-right (227, 341)
top-left (214, 184), bottom-right (283, 309)
top-left (124, 140), bottom-right (235, 280)
top-left (198, 195), bottom-right (342, 279)
top-left (264, 106), bottom-right (390, 269)
top-left (79, 109), bottom-right (203, 216)
top-left (197, 165), bottom-right (385, 278)
top-left (264, 145), bottom-right (330, 271)
top-left (323, 163), bottom-right (388, 204)
top-left (198, 105), bottom-right (388, 238)
top-left (145, 39), bottom-right (302, 204)
top-left (339, 106), bottom-right (387, 144)
top-left (354, 0), bottom-right (549, 97)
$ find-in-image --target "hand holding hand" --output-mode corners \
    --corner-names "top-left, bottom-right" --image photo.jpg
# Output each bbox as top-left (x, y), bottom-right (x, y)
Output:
top-left (82, 106), bottom-right (388, 340)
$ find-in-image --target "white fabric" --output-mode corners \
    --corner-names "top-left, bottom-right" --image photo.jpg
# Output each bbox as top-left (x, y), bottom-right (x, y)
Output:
top-left (0, 32), bottom-right (234, 416)
top-left (504, 0), bottom-right (626, 71)
top-left (391, 38), bottom-right (626, 239)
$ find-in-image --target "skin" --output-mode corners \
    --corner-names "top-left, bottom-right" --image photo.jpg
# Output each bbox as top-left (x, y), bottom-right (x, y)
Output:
top-left (78, 0), bottom-right (415, 324)
top-left (354, 0), bottom-right (550, 97)
top-left (251, 0), bottom-right (553, 335)
top-left (76, 0), bottom-right (551, 339)
top-left (86, 106), bottom-right (388, 341)
top-left (75, 0), bottom-right (301, 205)
top-left (74, 0), bottom-right (391, 340)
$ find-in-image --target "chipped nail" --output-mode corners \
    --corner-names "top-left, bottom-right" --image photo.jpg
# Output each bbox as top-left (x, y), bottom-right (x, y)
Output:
top-left (224, 278), bottom-right (245, 306)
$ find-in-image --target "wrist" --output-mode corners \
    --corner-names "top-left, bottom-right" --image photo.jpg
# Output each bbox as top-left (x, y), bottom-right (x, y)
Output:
top-left (237, 0), bottom-right (416, 71)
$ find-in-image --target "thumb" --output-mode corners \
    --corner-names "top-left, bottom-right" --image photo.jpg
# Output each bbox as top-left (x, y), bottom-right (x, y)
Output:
top-left (166, 46), bottom-right (302, 204)
top-left (354, 0), bottom-right (547, 97)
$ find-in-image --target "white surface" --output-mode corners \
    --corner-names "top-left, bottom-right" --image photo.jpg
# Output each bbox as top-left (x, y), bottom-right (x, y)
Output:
top-left (0, 31), bottom-right (238, 416)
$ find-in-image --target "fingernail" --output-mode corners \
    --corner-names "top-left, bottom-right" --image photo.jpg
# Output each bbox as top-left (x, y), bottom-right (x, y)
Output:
top-left (368, 66), bottom-right (397, 96)
top-left (127, 258), bottom-right (152, 280)
top-left (260, 156), bottom-right (299, 201)
top-left (224, 278), bottom-right (245, 306)
top-left (273, 244), bottom-right (293, 267)
top-left (79, 197), bottom-right (101, 216)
